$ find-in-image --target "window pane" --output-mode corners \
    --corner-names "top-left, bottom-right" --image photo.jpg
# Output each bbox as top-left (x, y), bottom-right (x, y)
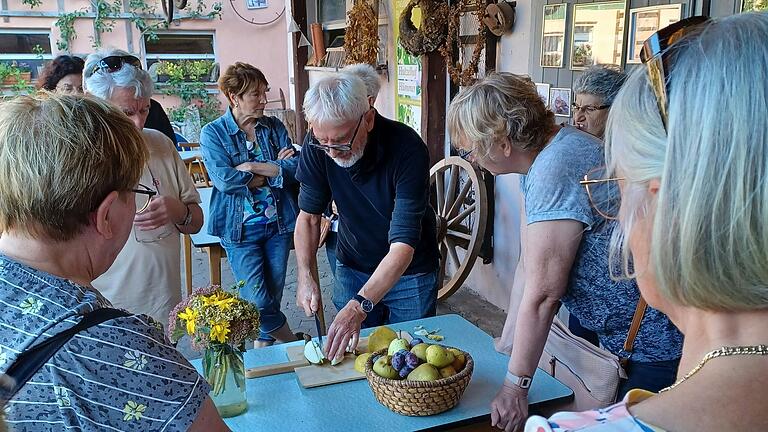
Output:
top-left (0, 34), bottom-right (52, 54)
top-left (320, 0), bottom-right (345, 22)
top-left (145, 34), bottom-right (214, 55)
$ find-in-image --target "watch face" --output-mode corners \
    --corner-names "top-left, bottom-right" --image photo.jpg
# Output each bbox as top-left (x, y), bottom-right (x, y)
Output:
top-left (361, 299), bottom-right (374, 313)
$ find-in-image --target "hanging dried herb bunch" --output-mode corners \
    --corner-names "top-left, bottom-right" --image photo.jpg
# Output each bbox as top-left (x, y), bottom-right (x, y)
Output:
top-left (439, 0), bottom-right (487, 86)
top-left (345, 0), bottom-right (379, 65)
top-left (399, 0), bottom-right (450, 56)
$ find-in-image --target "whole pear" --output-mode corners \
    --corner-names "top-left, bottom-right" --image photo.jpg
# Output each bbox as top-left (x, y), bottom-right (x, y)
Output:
top-left (367, 326), bottom-right (397, 353)
top-left (387, 338), bottom-right (410, 356)
top-left (407, 363), bottom-right (440, 381)
top-left (426, 344), bottom-right (455, 368)
top-left (354, 352), bottom-right (372, 374)
top-left (448, 348), bottom-right (466, 371)
top-left (373, 355), bottom-right (400, 380)
top-left (410, 343), bottom-right (430, 361)
top-left (439, 365), bottom-right (458, 378)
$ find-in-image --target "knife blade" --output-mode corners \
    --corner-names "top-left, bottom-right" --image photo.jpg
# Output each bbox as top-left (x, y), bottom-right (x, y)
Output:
top-left (314, 313), bottom-right (324, 350)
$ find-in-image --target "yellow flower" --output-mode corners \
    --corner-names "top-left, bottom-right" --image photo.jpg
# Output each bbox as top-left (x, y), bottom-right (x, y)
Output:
top-left (214, 297), bottom-right (237, 310)
top-left (210, 321), bottom-right (231, 343)
top-left (178, 307), bottom-right (197, 335)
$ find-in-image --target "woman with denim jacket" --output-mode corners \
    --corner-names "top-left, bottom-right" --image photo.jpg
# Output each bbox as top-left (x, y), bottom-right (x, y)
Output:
top-left (200, 63), bottom-right (300, 346)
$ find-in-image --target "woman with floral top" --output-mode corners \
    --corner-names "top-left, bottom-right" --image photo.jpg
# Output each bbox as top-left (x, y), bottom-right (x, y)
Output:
top-left (526, 12), bottom-right (768, 431)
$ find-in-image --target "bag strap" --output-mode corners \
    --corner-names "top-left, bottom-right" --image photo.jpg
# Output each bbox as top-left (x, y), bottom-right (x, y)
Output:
top-left (621, 296), bottom-right (648, 362)
top-left (0, 307), bottom-right (130, 404)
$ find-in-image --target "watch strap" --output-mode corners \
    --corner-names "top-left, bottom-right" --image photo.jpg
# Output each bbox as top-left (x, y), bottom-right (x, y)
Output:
top-left (352, 294), bottom-right (374, 313)
top-left (505, 371), bottom-right (532, 389)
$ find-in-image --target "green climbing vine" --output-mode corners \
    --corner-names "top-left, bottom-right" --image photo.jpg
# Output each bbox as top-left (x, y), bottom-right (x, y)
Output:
top-left (21, 0), bottom-right (42, 8)
top-left (155, 60), bottom-right (221, 125)
top-left (55, 10), bottom-right (85, 51)
top-left (0, 62), bottom-right (35, 95)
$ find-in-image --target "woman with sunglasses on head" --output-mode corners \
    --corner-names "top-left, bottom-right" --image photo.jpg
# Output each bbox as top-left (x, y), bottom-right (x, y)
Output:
top-left (200, 62), bottom-right (301, 347)
top-left (447, 72), bottom-right (683, 432)
top-left (36, 55), bottom-right (85, 94)
top-left (84, 49), bottom-right (204, 330)
top-left (572, 65), bottom-right (627, 140)
top-left (526, 12), bottom-right (768, 432)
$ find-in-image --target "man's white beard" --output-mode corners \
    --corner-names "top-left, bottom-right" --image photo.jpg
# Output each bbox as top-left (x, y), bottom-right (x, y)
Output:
top-left (331, 149), bottom-right (364, 168)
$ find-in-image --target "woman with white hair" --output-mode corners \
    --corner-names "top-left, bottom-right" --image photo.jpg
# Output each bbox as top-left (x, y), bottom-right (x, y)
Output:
top-left (526, 12), bottom-right (768, 431)
top-left (447, 72), bottom-right (682, 432)
top-left (84, 49), bottom-right (203, 329)
top-left (572, 65), bottom-right (627, 140)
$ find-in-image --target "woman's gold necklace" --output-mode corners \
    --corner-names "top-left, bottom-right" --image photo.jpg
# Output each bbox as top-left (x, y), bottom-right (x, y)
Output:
top-left (659, 344), bottom-right (768, 393)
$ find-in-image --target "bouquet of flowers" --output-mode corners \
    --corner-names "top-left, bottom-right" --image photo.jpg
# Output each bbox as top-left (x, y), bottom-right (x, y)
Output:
top-left (169, 282), bottom-right (259, 412)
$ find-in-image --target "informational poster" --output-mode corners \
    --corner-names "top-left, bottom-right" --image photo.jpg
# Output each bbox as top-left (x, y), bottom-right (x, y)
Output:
top-left (393, 0), bottom-right (422, 135)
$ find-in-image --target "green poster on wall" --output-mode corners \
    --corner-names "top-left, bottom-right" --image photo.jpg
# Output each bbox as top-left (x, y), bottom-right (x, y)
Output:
top-left (393, 0), bottom-right (422, 135)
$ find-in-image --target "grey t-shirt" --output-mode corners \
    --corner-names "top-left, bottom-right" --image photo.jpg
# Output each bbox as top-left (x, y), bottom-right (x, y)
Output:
top-left (520, 127), bottom-right (682, 362)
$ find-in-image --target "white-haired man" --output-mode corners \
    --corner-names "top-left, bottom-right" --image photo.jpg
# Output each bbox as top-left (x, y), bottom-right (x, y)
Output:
top-left (84, 49), bottom-right (203, 329)
top-left (295, 74), bottom-right (439, 361)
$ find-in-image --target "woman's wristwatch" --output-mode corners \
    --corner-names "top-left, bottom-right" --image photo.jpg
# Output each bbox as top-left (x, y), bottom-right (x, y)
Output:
top-left (505, 371), bottom-right (532, 390)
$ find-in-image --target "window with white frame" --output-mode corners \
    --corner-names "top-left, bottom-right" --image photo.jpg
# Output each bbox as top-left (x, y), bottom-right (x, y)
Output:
top-left (0, 31), bottom-right (53, 80)
top-left (246, 0), bottom-right (267, 9)
top-left (144, 33), bottom-right (216, 83)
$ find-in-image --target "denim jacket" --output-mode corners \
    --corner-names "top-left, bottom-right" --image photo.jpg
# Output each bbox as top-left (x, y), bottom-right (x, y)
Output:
top-left (200, 108), bottom-right (299, 243)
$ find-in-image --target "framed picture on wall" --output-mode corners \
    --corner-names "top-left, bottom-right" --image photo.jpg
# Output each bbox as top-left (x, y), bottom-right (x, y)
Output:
top-left (549, 87), bottom-right (572, 117)
top-left (536, 83), bottom-right (551, 106)
top-left (540, 4), bottom-right (568, 68)
top-left (570, 1), bottom-right (627, 70)
top-left (626, 4), bottom-right (682, 64)
top-left (742, 0), bottom-right (768, 11)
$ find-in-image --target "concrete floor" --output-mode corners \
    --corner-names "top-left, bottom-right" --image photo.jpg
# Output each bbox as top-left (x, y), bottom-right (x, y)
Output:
top-left (177, 245), bottom-right (508, 359)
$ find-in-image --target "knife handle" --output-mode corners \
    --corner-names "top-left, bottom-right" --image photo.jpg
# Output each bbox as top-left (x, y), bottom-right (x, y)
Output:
top-left (246, 359), bottom-right (308, 379)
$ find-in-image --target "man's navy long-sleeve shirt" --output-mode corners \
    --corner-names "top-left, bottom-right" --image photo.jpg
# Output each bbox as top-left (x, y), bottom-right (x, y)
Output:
top-left (296, 112), bottom-right (439, 275)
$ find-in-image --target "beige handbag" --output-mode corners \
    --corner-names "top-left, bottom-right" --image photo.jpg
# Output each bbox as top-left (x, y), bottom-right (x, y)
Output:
top-left (537, 298), bottom-right (647, 411)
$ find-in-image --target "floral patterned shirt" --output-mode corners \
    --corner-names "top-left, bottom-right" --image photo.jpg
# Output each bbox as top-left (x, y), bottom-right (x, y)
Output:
top-left (525, 389), bottom-right (666, 432)
top-left (243, 140), bottom-right (278, 225)
top-left (0, 255), bottom-right (210, 431)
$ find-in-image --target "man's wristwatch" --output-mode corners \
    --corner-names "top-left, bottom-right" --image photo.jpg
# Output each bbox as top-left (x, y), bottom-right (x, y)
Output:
top-left (352, 294), bottom-right (374, 313)
top-left (505, 371), bottom-right (532, 390)
top-left (176, 204), bottom-right (192, 227)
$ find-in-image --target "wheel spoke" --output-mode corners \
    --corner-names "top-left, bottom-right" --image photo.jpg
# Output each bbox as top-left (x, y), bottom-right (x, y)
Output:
top-left (448, 203), bottom-right (476, 228)
top-left (438, 241), bottom-right (447, 284)
top-left (445, 237), bottom-right (461, 271)
top-left (435, 169), bottom-right (445, 216)
top-left (443, 165), bottom-right (459, 217)
top-left (446, 230), bottom-right (470, 250)
top-left (445, 178), bottom-right (473, 221)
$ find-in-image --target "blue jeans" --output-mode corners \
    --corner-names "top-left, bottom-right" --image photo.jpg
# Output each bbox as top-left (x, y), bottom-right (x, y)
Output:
top-left (618, 358), bottom-right (680, 399)
top-left (222, 222), bottom-right (291, 341)
top-left (333, 263), bottom-right (438, 328)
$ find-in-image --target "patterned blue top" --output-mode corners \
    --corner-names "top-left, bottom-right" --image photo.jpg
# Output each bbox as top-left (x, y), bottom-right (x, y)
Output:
top-left (520, 127), bottom-right (682, 363)
top-left (0, 255), bottom-right (210, 431)
top-left (243, 140), bottom-right (278, 225)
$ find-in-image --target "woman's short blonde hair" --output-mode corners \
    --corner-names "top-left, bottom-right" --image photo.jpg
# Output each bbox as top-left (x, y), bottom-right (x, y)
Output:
top-left (0, 93), bottom-right (148, 241)
top-left (218, 62), bottom-right (268, 107)
top-left (447, 72), bottom-right (555, 156)
top-left (607, 12), bottom-right (768, 311)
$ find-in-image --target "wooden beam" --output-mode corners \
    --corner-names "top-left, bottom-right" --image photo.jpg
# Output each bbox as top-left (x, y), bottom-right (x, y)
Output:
top-left (421, 50), bottom-right (447, 166)
top-left (291, 0), bottom-right (310, 143)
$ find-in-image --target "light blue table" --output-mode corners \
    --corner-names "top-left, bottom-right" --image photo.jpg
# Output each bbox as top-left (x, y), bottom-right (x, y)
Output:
top-left (183, 187), bottom-right (225, 292)
top-left (178, 149), bottom-right (202, 161)
top-left (190, 314), bottom-right (572, 431)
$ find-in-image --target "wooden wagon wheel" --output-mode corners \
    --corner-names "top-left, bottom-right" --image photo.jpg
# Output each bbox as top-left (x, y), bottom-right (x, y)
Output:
top-left (430, 156), bottom-right (488, 300)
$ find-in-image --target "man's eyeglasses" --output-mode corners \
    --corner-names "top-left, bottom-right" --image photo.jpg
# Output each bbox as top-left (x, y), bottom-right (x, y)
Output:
top-left (640, 16), bottom-right (710, 131)
top-left (579, 167), bottom-right (624, 220)
top-left (87, 55), bottom-right (142, 78)
top-left (132, 183), bottom-right (157, 214)
top-left (572, 103), bottom-right (610, 114)
top-left (307, 114), bottom-right (364, 153)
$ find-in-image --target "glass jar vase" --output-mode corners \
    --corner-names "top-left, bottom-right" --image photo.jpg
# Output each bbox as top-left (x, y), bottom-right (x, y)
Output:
top-left (202, 343), bottom-right (247, 417)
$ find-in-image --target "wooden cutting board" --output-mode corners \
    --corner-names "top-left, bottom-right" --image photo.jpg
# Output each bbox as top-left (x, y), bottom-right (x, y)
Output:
top-left (285, 333), bottom-right (412, 389)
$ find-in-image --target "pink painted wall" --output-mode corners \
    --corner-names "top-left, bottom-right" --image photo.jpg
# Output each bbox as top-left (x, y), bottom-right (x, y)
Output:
top-left (2, 0), bottom-right (289, 116)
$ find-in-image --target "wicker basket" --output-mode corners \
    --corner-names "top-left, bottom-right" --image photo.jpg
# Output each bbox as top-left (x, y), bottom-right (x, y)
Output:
top-left (364, 347), bottom-right (474, 416)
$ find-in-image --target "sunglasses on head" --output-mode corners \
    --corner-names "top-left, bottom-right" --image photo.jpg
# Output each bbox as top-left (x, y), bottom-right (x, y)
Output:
top-left (640, 16), bottom-right (710, 132)
top-left (88, 55), bottom-right (142, 77)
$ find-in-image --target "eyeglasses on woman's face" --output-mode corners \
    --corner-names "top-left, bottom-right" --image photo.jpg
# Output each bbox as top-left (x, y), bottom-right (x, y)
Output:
top-left (132, 183), bottom-right (157, 214)
top-left (307, 114), bottom-right (365, 153)
top-left (572, 102), bottom-right (610, 115)
top-left (580, 167), bottom-right (624, 220)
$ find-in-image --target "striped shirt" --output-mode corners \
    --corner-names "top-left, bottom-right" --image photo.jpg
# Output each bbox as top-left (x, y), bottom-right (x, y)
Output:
top-left (0, 255), bottom-right (210, 431)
